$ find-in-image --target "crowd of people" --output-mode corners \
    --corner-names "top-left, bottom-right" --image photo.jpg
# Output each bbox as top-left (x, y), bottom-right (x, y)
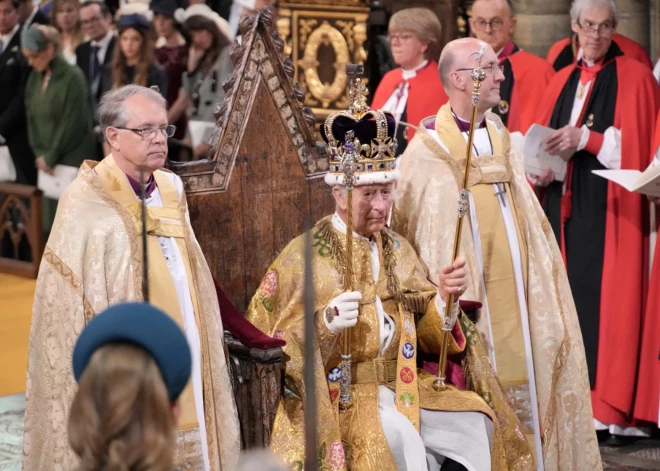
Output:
top-left (0, 0), bottom-right (239, 232)
top-left (3, 0), bottom-right (660, 469)
top-left (372, 0), bottom-right (660, 446)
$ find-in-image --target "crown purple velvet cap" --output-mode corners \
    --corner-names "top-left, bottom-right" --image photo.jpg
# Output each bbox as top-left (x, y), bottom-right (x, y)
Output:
top-left (322, 111), bottom-right (400, 187)
top-left (320, 113), bottom-right (397, 146)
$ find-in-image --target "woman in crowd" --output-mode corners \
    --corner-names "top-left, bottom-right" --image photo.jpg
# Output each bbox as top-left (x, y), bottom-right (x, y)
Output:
top-left (21, 24), bottom-right (95, 235)
top-left (68, 303), bottom-right (191, 471)
top-left (151, 0), bottom-right (188, 158)
top-left (100, 10), bottom-right (166, 96)
top-left (50, 0), bottom-right (84, 64)
top-left (168, 3), bottom-right (232, 159)
top-left (371, 8), bottom-right (447, 155)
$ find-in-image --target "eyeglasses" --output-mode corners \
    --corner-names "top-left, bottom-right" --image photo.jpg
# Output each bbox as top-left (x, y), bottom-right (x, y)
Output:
top-left (576, 19), bottom-right (615, 37)
top-left (471, 18), bottom-right (505, 32)
top-left (455, 64), bottom-right (504, 75)
top-left (114, 125), bottom-right (176, 140)
top-left (80, 15), bottom-right (102, 26)
top-left (387, 33), bottom-right (415, 44)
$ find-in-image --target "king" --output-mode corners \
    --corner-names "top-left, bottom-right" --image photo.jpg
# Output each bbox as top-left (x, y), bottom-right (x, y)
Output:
top-left (246, 67), bottom-right (533, 471)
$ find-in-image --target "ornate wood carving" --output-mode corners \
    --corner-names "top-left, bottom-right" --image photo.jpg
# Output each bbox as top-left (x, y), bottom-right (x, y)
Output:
top-left (277, 1), bottom-right (369, 123)
top-left (225, 333), bottom-right (283, 448)
top-left (170, 7), bottom-right (334, 313)
top-left (0, 183), bottom-right (43, 278)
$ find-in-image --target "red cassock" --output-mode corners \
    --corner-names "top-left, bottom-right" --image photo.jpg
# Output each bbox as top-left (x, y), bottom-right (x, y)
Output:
top-left (494, 42), bottom-right (555, 134)
top-left (546, 33), bottom-right (653, 71)
top-left (637, 112), bottom-right (660, 424)
top-left (536, 47), bottom-right (660, 427)
top-left (371, 60), bottom-right (448, 142)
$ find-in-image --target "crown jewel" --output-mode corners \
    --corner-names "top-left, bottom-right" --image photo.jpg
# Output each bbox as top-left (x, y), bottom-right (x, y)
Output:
top-left (322, 64), bottom-right (399, 187)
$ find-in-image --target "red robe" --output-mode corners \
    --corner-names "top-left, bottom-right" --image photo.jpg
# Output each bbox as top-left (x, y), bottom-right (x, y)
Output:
top-left (536, 53), bottom-right (660, 426)
top-left (546, 33), bottom-right (653, 71)
top-left (497, 43), bottom-right (555, 133)
top-left (637, 112), bottom-right (660, 423)
top-left (371, 60), bottom-right (448, 142)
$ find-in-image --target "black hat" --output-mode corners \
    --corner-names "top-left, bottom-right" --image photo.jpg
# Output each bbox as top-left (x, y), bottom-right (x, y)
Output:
top-left (116, 12), bottom-right (152, 31)
top-left (72, 302), bottom-right (192, 401)
top-left (150, 0), bottom-right (187, 20)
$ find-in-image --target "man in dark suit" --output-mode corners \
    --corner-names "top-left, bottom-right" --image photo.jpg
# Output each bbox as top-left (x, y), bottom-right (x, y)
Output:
top-left (76, 0), bottom-right (113, 157)
top-left (18, 0), bottom-right (49, 27)
top-left (0, 0), bottom-right (36, 184)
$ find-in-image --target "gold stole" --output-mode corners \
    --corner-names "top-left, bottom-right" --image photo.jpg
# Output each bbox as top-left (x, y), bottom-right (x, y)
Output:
top-left (94, 155), bottom-right (201, 430)
top-left (325, 229), bottom-right (421, 432)
top-left (434, 105), bottom-right (534, 436)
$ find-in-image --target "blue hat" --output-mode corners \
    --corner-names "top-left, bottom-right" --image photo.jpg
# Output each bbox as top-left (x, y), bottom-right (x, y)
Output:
top-left (72, 302), bottom-right (192, 401)
top-left (117, 13), bottom-right (152, 32)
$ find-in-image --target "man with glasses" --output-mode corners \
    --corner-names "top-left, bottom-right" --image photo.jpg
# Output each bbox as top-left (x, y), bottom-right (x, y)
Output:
top-left (76, 0), bottom-right (115, 156)
top-left (468, 0), bottom-right (554, 133)
top-left (0, 0), bottom-right (36, 183)
top-left (546, 1), bottom-right (652, 71)
top-left (535, 0), bottom-right (660, 445)
top-left (394, 37), bottom-right (602, 469)
top-left (24, 85), bottom-right (241, 471)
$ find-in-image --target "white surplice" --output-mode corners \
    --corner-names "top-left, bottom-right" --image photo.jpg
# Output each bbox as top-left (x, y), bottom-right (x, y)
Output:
top-left (426, 118), bottom-right (545, 471)
top-left (328, 213), bottom-right (493, 471)
top-left (147, 173), bottom-right (211, 471)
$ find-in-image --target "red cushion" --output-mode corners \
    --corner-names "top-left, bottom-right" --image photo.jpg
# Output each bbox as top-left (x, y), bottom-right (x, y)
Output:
top-left (213, 278), bottom-right (286, 349)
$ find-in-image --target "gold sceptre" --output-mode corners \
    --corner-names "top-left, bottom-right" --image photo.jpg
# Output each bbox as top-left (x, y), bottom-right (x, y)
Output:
top-left (338, 64), bottom-right (369, 410)
top-left (432, 47), bottom-right (487, 391)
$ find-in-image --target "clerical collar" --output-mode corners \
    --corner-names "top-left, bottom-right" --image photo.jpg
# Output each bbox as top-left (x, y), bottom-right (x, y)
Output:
top-left (401, 60), bottom-right (430, 80)
top-left (126, 173), bottom-right (156, 198)
top-left (451, 110), bottom-right (486, 132)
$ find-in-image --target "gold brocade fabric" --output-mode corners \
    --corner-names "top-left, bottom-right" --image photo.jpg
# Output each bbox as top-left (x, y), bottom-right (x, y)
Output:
top-left (23, 155), bottom-right (240, 471)
top-left (393, 103), bottom-right (602, 470)
top-left (246, 216), bottom-right (533, 470)
top-left (471, 182), bottom-right (536, 444)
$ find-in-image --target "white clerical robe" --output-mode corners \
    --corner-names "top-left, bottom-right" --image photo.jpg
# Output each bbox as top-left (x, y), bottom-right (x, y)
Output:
top-left (148, 173), bottom-right (211, 470)
top-left (425, 118), bottom-right (545, 471)
top-left (328, 213), bottom-right (493, 471)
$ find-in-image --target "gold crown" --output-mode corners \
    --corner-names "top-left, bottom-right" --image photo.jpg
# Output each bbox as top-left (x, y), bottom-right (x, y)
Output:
top-left (323, 66), bottom-right (399, 187)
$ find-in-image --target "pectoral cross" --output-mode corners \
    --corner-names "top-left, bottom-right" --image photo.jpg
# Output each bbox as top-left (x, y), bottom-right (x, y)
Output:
top-left (495, 183), bottom-right (507, 208)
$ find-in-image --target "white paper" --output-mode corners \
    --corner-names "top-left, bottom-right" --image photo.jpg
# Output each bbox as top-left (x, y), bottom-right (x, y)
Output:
top-left (522, 124), bottom-right (570, 182)
top-left (0, 146), bottom-right (16, 182)
top-left (593, 165), bottom-right (660, 197)
top-left (38, 164), bottom-right (78, 199)
top-left (188, 120), bottom-right (215, 149)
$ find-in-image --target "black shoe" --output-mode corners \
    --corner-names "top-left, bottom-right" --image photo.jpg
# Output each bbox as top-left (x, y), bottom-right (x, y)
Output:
top-left (596, 429), bottom-right (611, 443)
top-left (440, 457), bottom-right (468, 471)
top-left (605, 435), bottom-right (641, 447)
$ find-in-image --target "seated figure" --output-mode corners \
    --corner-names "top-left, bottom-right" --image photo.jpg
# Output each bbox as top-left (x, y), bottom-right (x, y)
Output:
top-left (246, 87), bottom-right (534, 470)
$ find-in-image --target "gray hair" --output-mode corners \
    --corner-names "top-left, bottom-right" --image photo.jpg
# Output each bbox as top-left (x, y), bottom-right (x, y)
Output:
top-left (570, 0), bottom-right (618, 24)
top-left (438, 51), bottom-right (454, 91)
top-left (98, 85), bottom-right (167, 134)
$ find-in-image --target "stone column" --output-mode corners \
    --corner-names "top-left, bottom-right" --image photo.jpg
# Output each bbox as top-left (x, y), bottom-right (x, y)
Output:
top-left (512, 0), bottom-right (572, 58)
top-left (615, 0), bottom-right (650, 53)
top-left (651, 0), bottom-right (660, 62)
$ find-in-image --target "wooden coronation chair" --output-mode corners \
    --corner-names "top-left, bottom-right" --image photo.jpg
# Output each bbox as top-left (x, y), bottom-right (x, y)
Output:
top-left (170, 7), bottom-right (335, 448)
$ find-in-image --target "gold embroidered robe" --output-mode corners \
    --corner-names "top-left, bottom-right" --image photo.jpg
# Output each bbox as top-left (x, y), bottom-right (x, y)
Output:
top-left (246, 216), bottom-right (534, 471)
top-left (23, 155), bottom-right (240, 471)
top-left (393, 104), bottom-right (602, 470)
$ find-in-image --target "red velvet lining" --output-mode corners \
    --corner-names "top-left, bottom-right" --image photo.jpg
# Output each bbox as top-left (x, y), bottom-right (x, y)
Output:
top-left (213, 278), bottom-right (286, 349)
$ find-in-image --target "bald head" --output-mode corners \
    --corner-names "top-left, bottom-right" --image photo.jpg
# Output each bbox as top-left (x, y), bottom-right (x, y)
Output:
top-left (438, 38), bottom-right (503, 112)
top-left (438, 38), bottom-right (491, 90)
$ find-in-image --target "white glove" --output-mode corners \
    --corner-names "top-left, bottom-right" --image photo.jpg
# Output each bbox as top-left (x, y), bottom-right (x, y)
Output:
top-left (435, 295), bottom-right (460, 324)
top-left (323, 291), bottom-right (362, 335)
